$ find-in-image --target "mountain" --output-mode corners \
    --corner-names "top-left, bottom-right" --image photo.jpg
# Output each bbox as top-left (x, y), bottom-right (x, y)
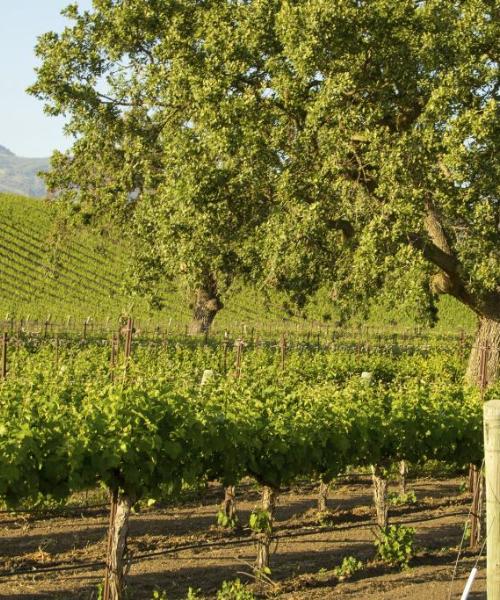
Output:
top-left (0, 145), bottom-right (49, 197)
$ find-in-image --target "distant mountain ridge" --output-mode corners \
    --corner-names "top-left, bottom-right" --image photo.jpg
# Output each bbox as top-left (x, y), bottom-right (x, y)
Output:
top-left (0, 145), bottom-right (49, 197)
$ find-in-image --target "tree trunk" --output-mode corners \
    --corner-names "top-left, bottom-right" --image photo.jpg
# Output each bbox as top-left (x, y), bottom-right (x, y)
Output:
top-left (371, 466), bottom-right (388, 529)
top-left (255, 485), bottom-right (278, 572)
top-left (466, 317), bottom-right (500, 387)
top-left (222, 485), bottom-right (238, 527)
top-left (107, 493), bottom-right (133, 600)
top-left (317, 479), bottom-right (329, 513)
top-left (188, 279), bottom-right (223, 335)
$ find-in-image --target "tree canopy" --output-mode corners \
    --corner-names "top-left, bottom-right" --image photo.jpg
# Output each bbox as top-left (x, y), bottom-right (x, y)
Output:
top-left (30, 0), bottom-right (499, 376)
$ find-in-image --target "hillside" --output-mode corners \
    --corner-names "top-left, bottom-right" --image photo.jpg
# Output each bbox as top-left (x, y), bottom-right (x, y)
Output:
top-left (0, 192), bottom-right (297, 328)
top-left (0, 192), bottom-right (476, 332)
top-left (0, 145), bottom-right (49, 197)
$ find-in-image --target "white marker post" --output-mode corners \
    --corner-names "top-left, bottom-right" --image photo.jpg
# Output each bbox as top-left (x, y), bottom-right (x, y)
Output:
top-left (484, 399), bottom-right (500, 600)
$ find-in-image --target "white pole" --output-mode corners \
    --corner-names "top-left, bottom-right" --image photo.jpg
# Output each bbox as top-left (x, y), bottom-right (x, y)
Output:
top-left (484, 399), bottom-right (500, 600)
top-left (460, 567), bottom-right (477, 600)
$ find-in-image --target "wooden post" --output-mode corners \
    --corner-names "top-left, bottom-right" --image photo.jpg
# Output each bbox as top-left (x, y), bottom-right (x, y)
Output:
top-left (110, 334), bottom-right (117, 381)
top-left (484, 399), bottom-right (500, 600)
top-left (470, 464), bottom-right (482, 548)
top-left (1, 333), bottom-right (7, 380)
top-left (54, 333), bottom-right (59, 370)
top-left (124, 317), bottom-right (133, 363)
top-left (280, 333), bottom-right (286, 371)
top-left (468, 344), bottom-right (491, 542)
top-left (223, 332), bottom-right (229, 374)
top-left (235, 338), bottom-right (243, 379)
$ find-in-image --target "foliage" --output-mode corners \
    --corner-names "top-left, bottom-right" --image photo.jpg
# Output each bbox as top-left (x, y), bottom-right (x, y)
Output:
top-left (249, 509), bottom-right (272, 535)
top-left (388, 491), bottom-right (417, 507)
top-left (333, 556), bottom-right (363, 580)
top-left (150, 587), bottom-right (202, 600)
top-left (0, 191), bottom-right (477, 331)
top-left (217, 579), bottom-right (255, 600)
top-left (375, 525), bottom-right (416, 569)
top-left (28, 1), bottom-right (499, 329)
top-left (217, 509), bottom-right (239, 530)
top-left (0, 340), bottom-right (483, 513)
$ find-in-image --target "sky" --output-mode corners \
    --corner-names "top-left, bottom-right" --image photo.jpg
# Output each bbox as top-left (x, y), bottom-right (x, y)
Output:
top-left (0, 1), bottom-right (93, 158)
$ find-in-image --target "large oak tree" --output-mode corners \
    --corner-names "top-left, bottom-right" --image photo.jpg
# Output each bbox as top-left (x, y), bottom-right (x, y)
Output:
top-left (30, 0), bottom-right (276, 332)
top-left (31, 0), bottom-right (499, 381)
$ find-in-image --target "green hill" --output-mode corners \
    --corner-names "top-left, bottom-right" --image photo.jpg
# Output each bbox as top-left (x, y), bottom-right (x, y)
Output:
top-left (0, 192), bottom-right (476, 333)
top-left (0, 146), bottom-right (49, 197)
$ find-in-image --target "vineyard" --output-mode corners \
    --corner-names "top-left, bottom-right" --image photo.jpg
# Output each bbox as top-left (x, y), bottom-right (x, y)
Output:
top-left (2, 0), bottom-right (499, 597)
top-left (0, 193), bottom-right (477, 332)
top-left (0, 328), bottom-right (494, 598)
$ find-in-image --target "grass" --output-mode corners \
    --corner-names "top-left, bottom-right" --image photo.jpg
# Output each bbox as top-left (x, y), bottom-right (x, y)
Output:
top-left (0, 192), bottom-right (476, 333)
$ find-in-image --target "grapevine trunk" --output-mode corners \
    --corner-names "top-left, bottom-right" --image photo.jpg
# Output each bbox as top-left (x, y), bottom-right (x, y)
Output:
top-left (255, 485), bottom-right (278, 572)
top-left (371, 466), bottom-right (389, 529)
top-left (317, 479), bottom-right (329, 513)
top-left (223, 485), bottom-right (237, 525)
top-left (108, 493), bottom-right (133, 600)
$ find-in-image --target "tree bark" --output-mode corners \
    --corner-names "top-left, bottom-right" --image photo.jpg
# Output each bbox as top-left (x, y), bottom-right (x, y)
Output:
top-left (255, 485), bottom-right (278, 572)
top-left (188, 279), bottom-right (223, 335)
top-left (107, 493), bottom-right (133, 600)
top-left (371, 466), bottom-right (388, 529)
top-left (466, 317), bottom-right (500, 388)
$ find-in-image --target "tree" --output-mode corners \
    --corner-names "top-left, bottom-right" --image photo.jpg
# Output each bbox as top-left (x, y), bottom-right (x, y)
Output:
top-left (251, 0), bottom-right (500, 385)
top-left (31, 0), bottom-right (499, 378)
top-left (30, 0), bottom-right (276, 332)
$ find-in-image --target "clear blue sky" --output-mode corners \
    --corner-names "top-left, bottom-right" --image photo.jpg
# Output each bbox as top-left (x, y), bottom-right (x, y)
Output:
top-left (0, 1), bottom-right (93, 158)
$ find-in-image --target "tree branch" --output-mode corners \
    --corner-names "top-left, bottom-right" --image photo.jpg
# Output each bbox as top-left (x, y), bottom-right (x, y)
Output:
top-left (407, 233), bottom-right (459, 277)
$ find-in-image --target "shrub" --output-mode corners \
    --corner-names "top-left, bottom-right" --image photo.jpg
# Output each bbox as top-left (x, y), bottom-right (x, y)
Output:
top-left (375, 525), bottom-right (415, 569)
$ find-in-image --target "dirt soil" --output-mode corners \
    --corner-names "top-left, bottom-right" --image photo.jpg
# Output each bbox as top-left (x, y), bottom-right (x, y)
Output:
top-left (0, 477), bottom-right (486, 600)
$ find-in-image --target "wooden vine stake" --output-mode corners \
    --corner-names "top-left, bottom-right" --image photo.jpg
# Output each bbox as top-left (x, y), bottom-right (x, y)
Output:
top-left (484, 399), bottom-right (500, 600)
top-left (222, 332), bottom-right (229, 374)
top-left (279, 333), bottom-right (286, 371)
top-left (109, 334), bottom-right (118, 381)
top-left (54, 333), bottom-right (59, 370)
top-left (469, 343), bottom-right (490, 548)
top-left (124, 317), bottom-right (133, 372)
top-left (1, 333), bottom-right (7, 380)
top-left (235, 338), bottom-right (244, 379)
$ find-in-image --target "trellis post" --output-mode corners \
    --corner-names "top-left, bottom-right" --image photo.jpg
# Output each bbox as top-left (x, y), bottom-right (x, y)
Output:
top-left (484, 400), bottom-right (500, 600)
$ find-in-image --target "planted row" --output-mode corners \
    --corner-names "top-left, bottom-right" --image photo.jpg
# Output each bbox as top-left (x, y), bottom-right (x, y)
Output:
top-left (0, 369), bottom-right (482, 597)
